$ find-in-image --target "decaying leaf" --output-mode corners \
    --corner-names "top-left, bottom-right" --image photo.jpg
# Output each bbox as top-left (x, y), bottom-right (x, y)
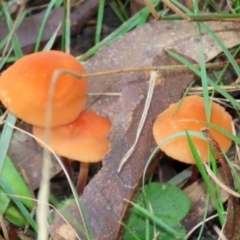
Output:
top-left (48, 20), bottom-right (240, 239)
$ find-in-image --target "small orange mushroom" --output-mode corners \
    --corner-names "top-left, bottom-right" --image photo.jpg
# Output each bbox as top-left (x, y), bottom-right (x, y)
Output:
top-left (33, 110), bottom-right (112, 193)
top-left (153, 95), bottom-right (232, 164)
top-left (0, 50), bottom-right (88, 127)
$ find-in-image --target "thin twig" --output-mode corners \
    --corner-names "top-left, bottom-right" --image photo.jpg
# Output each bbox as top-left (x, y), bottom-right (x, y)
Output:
top-left (79, 58), bottom-right (240, 79)
top-left (88, 92), bottom-right (121, 96)
top-left (203, 163), bottom-right (240, 198)
top-left (186, 213), bottom-right (224, 239)
top-left (36, 69), bottom-right (91, 240)
top-left (189, 84), bottom-right (240, 94)
top-left (117, 71), bottom-right (158, 172)
top-left (161, 0), bottom-right (190, 21)
top-left (0, 213), bottom-right (9, 240)
top-left (1, 0), bottom-right (27, 59)
top-left (143, 0), bottom-right (161, 20)
top-left (226, 0), bottom-right (236, 13)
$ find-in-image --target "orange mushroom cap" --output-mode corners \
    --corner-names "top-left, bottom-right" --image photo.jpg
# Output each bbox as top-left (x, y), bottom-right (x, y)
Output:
top-left (0, 51), bottom-right (88, 127)
top-left (153, 95), bottom-right (232, 164)
top-left (32, 110), bottom-right (112, 162)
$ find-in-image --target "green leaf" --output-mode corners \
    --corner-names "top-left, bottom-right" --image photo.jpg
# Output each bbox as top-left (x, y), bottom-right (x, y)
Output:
top-left (0, 180), bottom-right (37, 231)
top-left (0, 188), bottom-right (10, 214)
top-left (4, 204), bottom-right (28, 227)
top-left (1, 156), bottom-right (34, 209)
top-left (0, 156), bottom-right (36, 228)
top-left (0, 113), bottom-right (17, 179)
top-left (123, 183), bottom-right (191, 240)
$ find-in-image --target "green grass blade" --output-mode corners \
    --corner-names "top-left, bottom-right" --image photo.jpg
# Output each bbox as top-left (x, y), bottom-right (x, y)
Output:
top-left (78, 0), bottom-right (161, 61)
top-left (193, 0), bottom-right (199, 14)
top-left (61, 0), bottom-right (71, 52)
top-left (61, 0), bottom-right (67, 51)
top-left (1, 2), bottom-right (23, 57)
top-left (197, 23), bottom-right (211, 122)
top-left (0, 188), bottom-right (10, 214)
top-left (0, 9), bottom-right (27, 52)
top-left (0, 113), bottom-right (17, 176)
top-left (119, 221), bottom-right (141, 240)
top-left (145, 216), bottom-right (150, 240)
top-left (95, 0), bottom-right (105, 45)
top-left (166, 49), bottom-right (240, 110)
top-left (65, 13), bottom-right (71, 53)
top-left (34, 0), bottom-right (56, 52)
top-left (0, 46), bottom-right (13, 70)
top-left (126, 200), bottom-right (185, 240)
top-left (117, 0), bottom-right (129, 19)
top-left (174, 0), bottom-right (239, 76)
top-left (185, 131), bottom-right (225, 224)
top-left (0, 180), bottom-right (37, 231)
top-left (200, 22), bottom-right (240, 77)
top-left (109, 2), bottom-right (127, 23)
top-left (0, 56), bottom-right (18, 65)
top-left (43, 24), bottom-right (61, 51)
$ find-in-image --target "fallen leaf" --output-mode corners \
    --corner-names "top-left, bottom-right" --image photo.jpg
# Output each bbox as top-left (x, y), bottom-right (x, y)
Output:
top-left (49, 20), bottom-right (240, 239)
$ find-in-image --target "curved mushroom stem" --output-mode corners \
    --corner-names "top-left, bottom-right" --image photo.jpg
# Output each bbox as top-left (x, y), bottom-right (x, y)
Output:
top-left (61, 157), bottom-right (73, 181)
top-left (189, 165), bottom-right (199, 184)
top-left (76, 162), bottom-right (89, 194)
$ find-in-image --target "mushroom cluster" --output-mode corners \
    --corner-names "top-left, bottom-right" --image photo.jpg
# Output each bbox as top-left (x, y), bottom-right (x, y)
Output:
top-left (0, 51), bottom-right (112, 193)
top-left (0, 50), bottom-right (88, 127)
top-left (153, 95), bottom-right (232, 164)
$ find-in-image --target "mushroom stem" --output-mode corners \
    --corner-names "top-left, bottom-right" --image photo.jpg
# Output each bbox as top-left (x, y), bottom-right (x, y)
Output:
top-left (189, 165), bottom-right (199, 184)
top-left (76, 162), bottom-right (89, 194)
top-left (61, 157), bottom-right (73, 181)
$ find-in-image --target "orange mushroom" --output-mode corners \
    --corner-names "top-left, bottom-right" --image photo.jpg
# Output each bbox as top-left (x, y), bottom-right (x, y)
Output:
top-left (0, 50), bottom-right (88, 127)
top-left (33, 110), bottom-right (112, 193)
top-left (153, 95), bottom-right (232, 164)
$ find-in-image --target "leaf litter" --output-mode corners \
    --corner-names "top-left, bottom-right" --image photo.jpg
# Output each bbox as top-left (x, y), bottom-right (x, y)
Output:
top-left (50, 20), bottom-right (240, 240)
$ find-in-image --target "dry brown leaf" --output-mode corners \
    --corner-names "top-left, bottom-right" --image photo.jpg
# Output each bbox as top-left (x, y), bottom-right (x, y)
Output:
top-left (49, 20), bottom-right (240, 240)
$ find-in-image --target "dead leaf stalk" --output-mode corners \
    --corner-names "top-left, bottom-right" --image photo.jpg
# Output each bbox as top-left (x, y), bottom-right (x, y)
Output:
top-left (37, 69), bottom-right (91, 240)
top-left (186, 213), bottom-right (222, 239)
top-left (1, 0), bottom-right (27, 59)
top-left (202, 128), bottom-right (240, 240)
top-left (143, 0), bottom-right (161, 20)
top-left (161, 0), bottom-right (190, 21)
top-left (0, 213), bottom-right (9, 240)
top-left (117, 71), bottom-right (158, 172)
top-left (80, 59), bottom-right (240, 79)
top-left (189, 84), bottom-right (240, 94)
top-left (191, 18), bottom-right (240, 22)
